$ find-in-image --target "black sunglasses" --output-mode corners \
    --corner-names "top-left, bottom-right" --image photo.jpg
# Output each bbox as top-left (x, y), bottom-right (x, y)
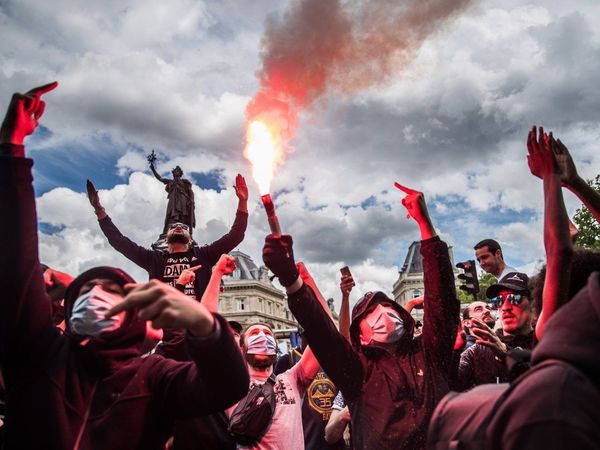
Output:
top-left (490, 293), bottom-right (528, 310)
top-left (169, 223), bottom-right (189, 231)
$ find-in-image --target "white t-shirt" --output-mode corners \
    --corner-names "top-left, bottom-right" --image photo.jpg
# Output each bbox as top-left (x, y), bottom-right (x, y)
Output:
top-left (497, 265), bottom-right (518, 281)
top-left (237, 363), bottom-right (310, 450)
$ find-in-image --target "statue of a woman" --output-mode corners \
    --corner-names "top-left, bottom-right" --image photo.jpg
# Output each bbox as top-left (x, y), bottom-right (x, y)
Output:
top-left (148, 151), bottom-right (196, 235)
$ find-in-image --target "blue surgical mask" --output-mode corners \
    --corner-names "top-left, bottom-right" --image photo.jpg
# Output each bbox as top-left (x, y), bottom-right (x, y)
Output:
top-left (360, 304), bottom-right (405, 346)
top-left (70, 286), bottom-right (123, 337)
top-left (246, 331), bottom-right (277, 355)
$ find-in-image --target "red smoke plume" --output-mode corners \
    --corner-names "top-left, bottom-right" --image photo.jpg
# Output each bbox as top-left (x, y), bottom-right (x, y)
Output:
top-left (244, 0), bottom-right (473, 193)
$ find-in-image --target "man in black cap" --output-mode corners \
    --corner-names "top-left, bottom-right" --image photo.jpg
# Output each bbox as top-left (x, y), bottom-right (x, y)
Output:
top-left (456, 272), bottom-right (535, 390)
top-left (0, 82), bottom-right (249, 450)
top-left (263, 183), bottom-right (459, 450)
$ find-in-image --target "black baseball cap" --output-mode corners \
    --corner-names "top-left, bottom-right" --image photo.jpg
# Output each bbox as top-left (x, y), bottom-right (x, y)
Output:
top-left (486, 272), bottom-right (530, 298)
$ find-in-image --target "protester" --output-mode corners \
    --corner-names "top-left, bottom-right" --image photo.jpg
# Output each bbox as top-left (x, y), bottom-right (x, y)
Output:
top-left (263, 183), bottom-right (459, 449)
top-left (461, 302), bottom-right (496, 351)
top-left (87, 171), bottom-right (248, 359)
top-left (0, 83), bottom-right (249, 450)
top-left (473, 239), bottom-right (516, 280)
top-left (233, 322), bottom-right (322, 449)
top-left (87, 176), bottom-right (248, 300)
top-left (273, 269), bottom-right (354, 450)
top-left (456, 272), bottom-right (535, 390)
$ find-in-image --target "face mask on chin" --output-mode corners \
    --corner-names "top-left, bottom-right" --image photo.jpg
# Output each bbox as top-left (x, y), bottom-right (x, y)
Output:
top-left (246, 331), bottom-right (277, 355)
top-left (70, 285), bottom-right (123, 337)
top-left (360, 304), bottom-right (405, 346)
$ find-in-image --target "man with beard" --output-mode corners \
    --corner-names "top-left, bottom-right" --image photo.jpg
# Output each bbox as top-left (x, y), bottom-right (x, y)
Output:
top-left (87, 175), bottom-right (248, 300)
top-left (88, 174), bottom-right (248, 358)
top-left (456, 273), bottom-right (534, 390)
top-left (263, 183), bottom-right (459, 450)
top-left (0, 82), bottom-right (249, 450)
top-left (233, 322), bottom-right (321, 450)
top-left (461, 301), bottom-right (496, 351)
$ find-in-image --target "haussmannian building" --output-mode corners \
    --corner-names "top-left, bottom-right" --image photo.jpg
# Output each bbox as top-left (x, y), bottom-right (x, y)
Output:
top-left (392, 241), bottom-right (459, 323)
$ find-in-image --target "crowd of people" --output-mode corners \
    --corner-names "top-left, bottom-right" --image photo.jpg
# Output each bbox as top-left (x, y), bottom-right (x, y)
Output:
top-left (1, 82), bottom-right (599, 450)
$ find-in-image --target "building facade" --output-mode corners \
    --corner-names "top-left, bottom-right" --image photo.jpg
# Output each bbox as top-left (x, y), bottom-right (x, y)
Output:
top-left (392, 240), bottom-right (459, 323)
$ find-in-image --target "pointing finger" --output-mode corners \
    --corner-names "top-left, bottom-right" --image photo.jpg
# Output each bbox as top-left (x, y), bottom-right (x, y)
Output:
top-left (394, 182), bottom-right (416, 195)
top-left (26, 81), bottom-right (58, 97)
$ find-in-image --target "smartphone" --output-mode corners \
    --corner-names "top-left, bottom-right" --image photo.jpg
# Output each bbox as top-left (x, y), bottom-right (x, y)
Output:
top-left (340, 266), bottom-right (352, 277)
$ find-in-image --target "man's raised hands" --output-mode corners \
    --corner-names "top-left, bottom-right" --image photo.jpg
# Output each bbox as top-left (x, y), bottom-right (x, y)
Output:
top-left (0, 81), bottom-right (58, 150)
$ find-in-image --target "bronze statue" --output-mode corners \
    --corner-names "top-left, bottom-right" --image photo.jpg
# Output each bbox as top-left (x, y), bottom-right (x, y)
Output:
top-left (148, 150), bottom-right (196, 235)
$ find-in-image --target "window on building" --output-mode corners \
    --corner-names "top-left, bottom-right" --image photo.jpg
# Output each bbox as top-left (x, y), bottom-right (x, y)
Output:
top-left (233, 268), bottom-right (241, 279)
top-left (236, 297), bottom-right (245, 311)
top-left (258, 298), bottom-right (263, 311)
top-left (412, 289), bottom-right (422, 298)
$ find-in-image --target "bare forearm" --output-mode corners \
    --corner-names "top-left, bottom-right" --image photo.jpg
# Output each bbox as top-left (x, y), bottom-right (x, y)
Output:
top-left (537, 174), bottom-right (573, 339)
top-left (237, 198), bottom-right (248, 213)
top-left (200, 270), bottom-right (225, 313)
top-left (419, 215), bottom-right (437, 240)
top-left (325, 410), bottom-right (349, 444)
top-left (569, 176), bottom-right (600, 224)
top-left (339, 294), bottom-right (350, 341)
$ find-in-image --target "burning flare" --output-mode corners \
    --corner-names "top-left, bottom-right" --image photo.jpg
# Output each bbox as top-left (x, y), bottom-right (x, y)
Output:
top-left (244, 120), bottom-right (282, 195)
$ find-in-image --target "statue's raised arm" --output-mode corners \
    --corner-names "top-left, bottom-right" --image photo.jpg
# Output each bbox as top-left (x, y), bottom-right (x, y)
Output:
top-left (148, 150), bottom-right (167, 184)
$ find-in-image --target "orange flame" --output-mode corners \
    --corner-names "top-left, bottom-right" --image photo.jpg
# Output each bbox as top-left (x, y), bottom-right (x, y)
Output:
top-left (244, 120), bottom-right (283, 195)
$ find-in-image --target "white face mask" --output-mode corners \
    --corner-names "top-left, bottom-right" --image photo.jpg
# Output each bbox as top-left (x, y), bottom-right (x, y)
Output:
top-left (70, 285), bottom-right (123, 337)
top-left (246, 331), bottom-right (277, 355)
top-left (360, 304), bottom-right (405, 346)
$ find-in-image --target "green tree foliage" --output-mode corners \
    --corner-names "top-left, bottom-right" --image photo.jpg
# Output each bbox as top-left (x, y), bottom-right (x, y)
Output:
top-left (456, 272), bottom-right (497, 304)
top-left (573, 175), bottom-right (600, 250)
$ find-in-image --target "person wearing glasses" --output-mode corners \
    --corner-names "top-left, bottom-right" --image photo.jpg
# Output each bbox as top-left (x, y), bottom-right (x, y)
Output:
top-left (456, 272), bottom-right (534, 390)
top-left (88, 175), bottom-right (248, 300)
top-left (88, 173), bottom-right (248, 360)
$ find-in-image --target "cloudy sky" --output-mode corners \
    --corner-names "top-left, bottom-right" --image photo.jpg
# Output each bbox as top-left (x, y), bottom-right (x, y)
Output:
top-left (2, 0), bottom-right (599, 307)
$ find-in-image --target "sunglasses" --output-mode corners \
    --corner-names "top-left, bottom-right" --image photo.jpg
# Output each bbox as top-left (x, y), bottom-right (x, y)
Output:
top-left (490, 293), bottom-right (528, 310)
top-left (169, 223), bottom-right (189, 231)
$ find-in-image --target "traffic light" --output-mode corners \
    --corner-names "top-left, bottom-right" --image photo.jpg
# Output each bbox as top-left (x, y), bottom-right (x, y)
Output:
top-left (456, 260), bottom-right (480, 300)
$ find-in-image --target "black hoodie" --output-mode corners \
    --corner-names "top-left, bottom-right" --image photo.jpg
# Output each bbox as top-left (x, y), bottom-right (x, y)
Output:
top-left (484, 272), bottom-right (600, 450)
top-left (287, 236), bottom-right (459, 450)
top-left (0, 150), bottom-right (249, 450)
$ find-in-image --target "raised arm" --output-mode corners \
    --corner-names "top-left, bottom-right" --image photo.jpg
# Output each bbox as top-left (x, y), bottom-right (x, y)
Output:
top-left (263, 235), bottom-right (364, 400)
top-left (295, 262), bottom-right (333, 380)
top-left (0, 82), bottom-right (61, 369)
top-left (149, 161), bottom-right (168, 184)
top-left (201, 174), bottom-right (249, 263)
top-left (198, 254), bottom-right (235, 313)
top-left (395, 182), bottom-right (459, 368)
top-left (87, 182), bottom-right (154, 271)
top-left (552, 136), bottom-right (600, 224)
top-left (338, 272), bottom-right (355, 341)
top-left (527, 126), bottom-right (573, 339)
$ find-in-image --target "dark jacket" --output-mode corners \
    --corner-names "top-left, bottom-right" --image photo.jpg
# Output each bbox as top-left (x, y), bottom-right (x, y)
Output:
top-left (99, 210), bottom-right (247, 300)
top-left (457, 329), bottom-right (534, 390)
top-left (0, 150), bottom-right (249, 450)
top-left (486, 272), bottom-right (600, 450)
top-left (287, 236), bottom-right (459, 450)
